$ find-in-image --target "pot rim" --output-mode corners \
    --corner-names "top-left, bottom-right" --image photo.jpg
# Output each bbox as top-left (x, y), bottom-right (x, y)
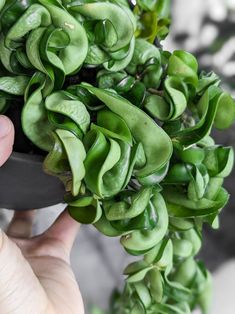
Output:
top-left (11, 151), bottom-right (44, 163)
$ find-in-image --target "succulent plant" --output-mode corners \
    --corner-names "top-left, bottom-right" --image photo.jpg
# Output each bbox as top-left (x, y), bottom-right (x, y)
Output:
top-left (0, 1), bottom-right (235, 313)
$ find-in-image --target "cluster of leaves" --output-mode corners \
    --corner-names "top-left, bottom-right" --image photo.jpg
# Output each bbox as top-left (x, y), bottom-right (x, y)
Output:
top-left (0, 0), bottom-right (235, 313)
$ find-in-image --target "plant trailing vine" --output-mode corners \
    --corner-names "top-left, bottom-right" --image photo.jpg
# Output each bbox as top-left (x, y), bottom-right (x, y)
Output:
top-left (0, 0), bottom-right (235, 313)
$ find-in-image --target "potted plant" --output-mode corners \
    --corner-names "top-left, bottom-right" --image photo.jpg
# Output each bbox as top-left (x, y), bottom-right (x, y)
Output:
top-left (0, 0), bottom-right (235, 313)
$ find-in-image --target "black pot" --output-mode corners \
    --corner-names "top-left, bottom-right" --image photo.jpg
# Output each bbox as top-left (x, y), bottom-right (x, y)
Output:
top-left (0, 152), bottom-right (65, 210)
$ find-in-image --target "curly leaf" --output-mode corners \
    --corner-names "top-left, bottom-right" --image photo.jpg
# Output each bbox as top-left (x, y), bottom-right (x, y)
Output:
top-left (105, 187), bottom-right (152, 221)
top-left (68, 196), bottom-right (102, 224)
top-left (167, 50), bottom-right (198, 86)
top-left (121, 191), bottom-right (168, 252)
top-left (45, 90), bottom-right (90, 134)
top-left (68, 2), bottom-right (135, 52)
top-left (203, 146), bottom-right (234, 178)
top-left (0, 75), bottom-right (29, 95)
top-left (163, 186), bottom-right (229, 218)
top-left (5, 4), bottom-right (51, 49)
top-left (171, 86), bottom-right (226, 146)
top-left (39, 0), bottom-right (88, 74)
top-left (22, 72), bottom-right (54, 151)
top-left (56, 128), bottom-right (86, 196)
top-left (82, 85), bottom-right (173, 178)
top-left (214, 91), bottom-right (235, 129)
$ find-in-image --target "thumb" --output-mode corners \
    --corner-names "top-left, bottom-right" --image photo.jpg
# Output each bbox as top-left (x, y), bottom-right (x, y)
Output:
top-left (44, 209), bottom-right (80, 255)
top-left (0, 115), bottom-right (14, 166)
top-left (0, 230), bottom-right (48, 313)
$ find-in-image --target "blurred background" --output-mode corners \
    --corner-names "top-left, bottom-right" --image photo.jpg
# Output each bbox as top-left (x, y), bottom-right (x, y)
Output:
top-left (166, 0), bottom-right (235, 269)
top-left (165, 1), bottom-right (235, 313)
top-left (1, 0), bottom-right (235, 313)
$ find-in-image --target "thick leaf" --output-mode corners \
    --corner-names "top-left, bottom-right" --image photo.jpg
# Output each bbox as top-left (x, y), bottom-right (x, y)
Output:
top-left (45, 90), bottom-right (90, 134)
top-left (68, 196), bottom-right (102, 224)
top-left (82, 85), bottom-right (173, 178)
top-left (22, 72), bottom-right (54, 151)
top-left (167, 50), bottom-right (198, 86)
top-left (0, 75), bottom-right (29, 95)
top-left (56, 129), bottom-right (86, 196)
top-left (121, 192), bottom-right (168, 252)
top-left (68, 2), bottom-right (135, 51)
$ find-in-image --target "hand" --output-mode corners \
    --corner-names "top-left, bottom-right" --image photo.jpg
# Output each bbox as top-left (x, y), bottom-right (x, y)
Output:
top-left (0, 115), bottom-right (14, 166)
top-left (0, 115), bottom-right (84, 314)
top-left (0, 210), bottom-right (84, 314)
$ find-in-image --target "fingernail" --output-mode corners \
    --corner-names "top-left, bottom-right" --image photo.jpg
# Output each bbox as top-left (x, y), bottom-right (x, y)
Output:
top-left (0, 115), bottom-right (11, 138)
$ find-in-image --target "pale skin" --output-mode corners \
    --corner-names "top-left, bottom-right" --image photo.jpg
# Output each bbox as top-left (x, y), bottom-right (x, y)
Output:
top-left (0, 115), bottom-right (84, 314)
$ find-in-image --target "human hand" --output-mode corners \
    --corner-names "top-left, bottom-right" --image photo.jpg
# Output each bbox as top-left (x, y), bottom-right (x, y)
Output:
top-left (0, 115), bottom-right (84, 314)
top-left (0, 210), bottom-right (84, 314)
top-left (0, 115), bottom-right (14, 166)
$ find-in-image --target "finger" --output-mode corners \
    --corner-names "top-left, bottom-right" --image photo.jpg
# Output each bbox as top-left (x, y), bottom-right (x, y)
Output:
top-left (0, 115), bottom-right (14, 166)
top-left (44, 209), bottom-right (80, 253)
top-left (0, 230), bottom-right (48, 313)
top-left (7, 210), bottom-right (35, 239)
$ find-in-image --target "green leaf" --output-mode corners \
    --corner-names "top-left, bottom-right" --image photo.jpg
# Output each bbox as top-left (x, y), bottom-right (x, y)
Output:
top-left (0, 75), bottom-right (29, 95)
top-left (172, 238), bottom-right (193, 258)
top-left (45, 90), bottom-right (90, 134)
top-left (167, 50), bottom-right (198, 86)
top-left (163, 186), bottom-right (229, 218)
top-left (171, 87), bottom-right (226, 146)
top-left (105, 187), bottom-right (152, 221)
top-left (148, 268), bottom-right (163, 303)
top-left (127, 38), bottom-right (161, 74)
top-left (68, 196), bottom-right (102, 224)
top-left (126, 265), bottom-right (153, 283)
top-left (82, 85), bottom-right (173, 178)
top-left (121, 192), bottom-right (168, 252)
top-left (124, 260), bottom-right (149, 276)
top-left (134, 282), bottom-right (152, 309)
top-left (0, 0), bottom-right (5, 12)
top-left (56, 129), bottom-right (86, 196)
top-left (203, 146), bottom-right (234, 178)
top-left (22, 72), bottom-right (54, 151)
top-left (164, 76), bottom-right (188, 120)
top-left (214, 92), bottom-right (235, 129)
top-left (84, 129), bottom-right (129, 198)
top-left (175, 146), bottom-right (205, 165)
top-left (68, 2), bottom-right (135, 51)
top-left (43, 131), bottom-right (70, 184)
top-left (96, 109), bottom-right (132, 145)
top-left (39, 0), bottom-right (88, 74)
top-left (94, 213), bottom-right (124, 237)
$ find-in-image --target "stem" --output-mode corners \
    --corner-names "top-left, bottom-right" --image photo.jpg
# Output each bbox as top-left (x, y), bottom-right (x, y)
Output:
top-left (148, 88), bottom-right (164, 96)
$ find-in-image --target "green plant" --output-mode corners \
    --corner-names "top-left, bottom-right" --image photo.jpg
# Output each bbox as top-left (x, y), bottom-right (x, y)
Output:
top-left (0, 1), bottom-right (235, 313)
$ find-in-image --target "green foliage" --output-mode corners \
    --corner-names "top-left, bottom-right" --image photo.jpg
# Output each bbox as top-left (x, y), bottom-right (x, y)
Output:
top-left (0, 1), bottom-right (234, 313)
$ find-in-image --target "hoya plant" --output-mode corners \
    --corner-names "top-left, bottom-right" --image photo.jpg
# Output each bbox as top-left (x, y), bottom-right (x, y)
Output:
top-left (0, 0), bottom-right (235, 313)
